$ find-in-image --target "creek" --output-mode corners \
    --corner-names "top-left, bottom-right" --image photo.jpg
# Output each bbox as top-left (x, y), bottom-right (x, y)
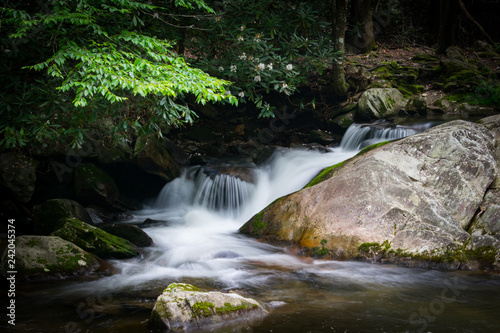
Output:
top-left (8, 121), bottom-right (500, 333)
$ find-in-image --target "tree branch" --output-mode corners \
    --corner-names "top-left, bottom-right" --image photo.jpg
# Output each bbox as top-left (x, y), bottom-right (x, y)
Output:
top-left (458, 0), bottom-right (495, 45)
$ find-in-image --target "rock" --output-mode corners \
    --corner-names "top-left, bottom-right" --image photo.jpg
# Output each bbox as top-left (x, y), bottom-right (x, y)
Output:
top-left (308, 129), bottom-right (337, 146)
top-left (34, 199), bottom-right (93, 235)
top-left (134, 136), bottom-right (181, 182)
top-left (446, 46), bottom-right (467, 62)
top-left (477, 114), bottom-right (500, 188)
top-left (240, 120), bottom-right (498, 269)
top-left (74, 163), bottom-right (120, 207)
top-left (250, 146), bottom-right (277, 166)
top-left (101, 223), bottom-right (153, 247)
top-left (458, 103), bottom-right (497, 117)
top-left (0, 153), bottom-right (38, 203)
top-left (405, 96), bottom-right (428, 115)
top-left (356, 88), bottom-right (405, 121)
top-left (51, 218), bottom-right (140, 259)
top-left (1, 235), bottom-right (100, 281)
top-left (150, 283), bottom-right (267, 332)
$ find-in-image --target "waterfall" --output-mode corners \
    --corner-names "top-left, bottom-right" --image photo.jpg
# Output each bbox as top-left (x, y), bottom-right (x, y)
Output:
top-left (155, 166), bottom-right (255, 216)
top-left (340, 121), bottom-right (434, 151)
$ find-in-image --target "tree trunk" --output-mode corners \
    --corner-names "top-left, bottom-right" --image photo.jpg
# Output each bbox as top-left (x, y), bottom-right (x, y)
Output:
top-left (350, 0), bottom-right (376, 53)
top-left (436, 0), bottom-right (459, 54)
top-left (331, 0), bottom-right (350, 97)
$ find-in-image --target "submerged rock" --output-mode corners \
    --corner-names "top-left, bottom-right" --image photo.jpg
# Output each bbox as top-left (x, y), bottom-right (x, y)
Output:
top-left (51, 218), bottom-right (140, 259)
top-left (1, 235), bottom-right (100, 281)
top-left (150, 283), bottom-right (267, 332)
top-left (356, 88), bottom-right (405, 121)
top-left (240, 120), bottom-right (498, 270)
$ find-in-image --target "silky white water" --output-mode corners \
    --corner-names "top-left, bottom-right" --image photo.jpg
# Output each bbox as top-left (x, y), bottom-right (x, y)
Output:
top-left (86, 121), bottom-right (437, 291)
top-left (11, 121), bottom-right (500, 333)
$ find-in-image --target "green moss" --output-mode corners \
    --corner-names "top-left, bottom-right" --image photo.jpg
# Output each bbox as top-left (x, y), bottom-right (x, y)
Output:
top-left (305, 161), bottom-right (345, 188)
top-left (251, 212), bottom-right (266, 233)
top-left (358, 242), bottom-right (382, 253)
top-left (215, 302), bottom-right (257, 315)
top-left (355, 141), bottom-right (391, 157)
top-left (51, 218), bottom-right (139, 259)
top-left (164, 283), bottom-right (201, 293)
top-left (192, 301), bottom-right (215, 317)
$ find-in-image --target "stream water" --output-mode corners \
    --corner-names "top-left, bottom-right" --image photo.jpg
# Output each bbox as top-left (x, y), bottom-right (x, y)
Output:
top-left (7, 122), bottom-right (500, 333)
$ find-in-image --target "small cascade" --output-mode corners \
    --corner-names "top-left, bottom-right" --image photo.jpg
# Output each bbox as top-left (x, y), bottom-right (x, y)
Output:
top-left (155, 166), bottom-right (255, 216)
top-left (340, 121), bottom-right (434, 151)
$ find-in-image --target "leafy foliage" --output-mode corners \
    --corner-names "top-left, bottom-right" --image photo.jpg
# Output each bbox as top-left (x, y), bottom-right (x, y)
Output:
top-left (0, 0), bottom-right (235, 149)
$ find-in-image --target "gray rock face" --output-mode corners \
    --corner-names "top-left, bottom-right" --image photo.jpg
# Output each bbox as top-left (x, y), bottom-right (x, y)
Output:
top-left (356, 88), bottom-right (405, 121)
top-left (150, 283), bottom-right (267, 332)
top-left (0, 153), bottom-right (38, 203)
top-left (241, 120), bottom-right (498, 268)
top-left (1, 236), bottom-right (100, 281)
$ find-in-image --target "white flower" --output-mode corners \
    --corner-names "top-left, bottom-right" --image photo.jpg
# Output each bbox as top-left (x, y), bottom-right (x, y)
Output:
top-left (286, 64), bottom-right (293, 71)
top-left (267, 63), bottom-right (273, 70)
top-left (238, 91), bottom-right (245, 97)
top-left (218, 66), bottom-right (224, 72)
top-left (225, 90), bottom-right (231, 96)
top-left (254, 75), bottom-right (262, 82)
top-left (230, 65), bottom-right (237, 72)
top-left (239, 53), bottom-right (247, 60)
top-left (257, 63), bottom-right (265, 71)
top-left (240, 25), bottom-right (245, 31)
top-left (237, 36), bottom-right (244, 42)
top-left (282, 83), bottom-right (288, 89)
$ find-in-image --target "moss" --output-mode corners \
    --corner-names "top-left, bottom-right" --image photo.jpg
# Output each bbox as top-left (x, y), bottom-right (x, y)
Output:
top-left (305, 161), bottom-right (345, 188)
top-left (192, 301), bottom-right (215, 317)
top-left (164, 283), bottom-right (201, 293)
top-left (358, 242), bottom-right (382, 253)
top-left (251, 212), bottom-right (266, 233)
top-left (215, 302), bottom-right (257, 315)
top-left (51, 218), bottom-right (139, 259)
top-left (355, 141), bottom-right (391, 156)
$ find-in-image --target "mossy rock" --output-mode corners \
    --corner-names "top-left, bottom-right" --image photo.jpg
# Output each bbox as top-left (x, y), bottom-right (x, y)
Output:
top-left (0, 153), bottom-right (39, 203)
top-left (0, 235), bottom-right (100, 281)
top-left (101, 223), bottom-right (153, 247)
top-left (74, 163), bottom-right (120, 206)
top-left (150, 283), bottom-right (267, 332)
top-left (51, 218), bottom-right (140, 259)
top-left (34, 199), bottom-right (93, 235)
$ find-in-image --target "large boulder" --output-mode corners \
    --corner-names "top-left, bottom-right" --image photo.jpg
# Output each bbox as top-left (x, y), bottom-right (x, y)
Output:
top-left (1, 236), bottom-right (100, 281)
top-left (51, 218), bottom-right (140, 259)
top-left (74, 163), bottom-right (120, 207)
top-left (134, 136), bottom-right (181, 182)
top-left (240, 120), bottom-right (498, 269)
top-left (356, 88), bottom-right (405, 121)
top-left (150, 283), bottom-right (267, 332)
top-left (34, 199), bottom-right (93, 235)
top-left (0, 153), bottom-right (38, 203)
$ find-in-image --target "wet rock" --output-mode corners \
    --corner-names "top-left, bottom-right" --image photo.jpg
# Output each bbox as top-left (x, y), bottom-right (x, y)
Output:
top-left (405, 96), bottom-right (428, 115)
top-left (0, 153), bottom-right (38, 203)
top-left (51, 218), bottom-right (140, 259)
top-left (134, 136), bottom-right (181, 182)
top-left (34, 199), bottom-right (93, 235)
top-left (308, 129), bottom-right (337, 146)
top-left (356, 88), bottom-right (405, 121)
top-left (150, 283), bottom-right (267, 332)
top-left (75, 163), bottom-right (120, 207)
top-left (240, 120), bottom-right (497, 269)
top-left (1, 235), bottom-right (100, 281)
top-left (101, 223), bottom-right (153, 247)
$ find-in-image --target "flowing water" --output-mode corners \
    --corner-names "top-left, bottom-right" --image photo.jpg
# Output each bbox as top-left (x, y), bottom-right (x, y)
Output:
top-left (7, 122), bottom-right (500, 333)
